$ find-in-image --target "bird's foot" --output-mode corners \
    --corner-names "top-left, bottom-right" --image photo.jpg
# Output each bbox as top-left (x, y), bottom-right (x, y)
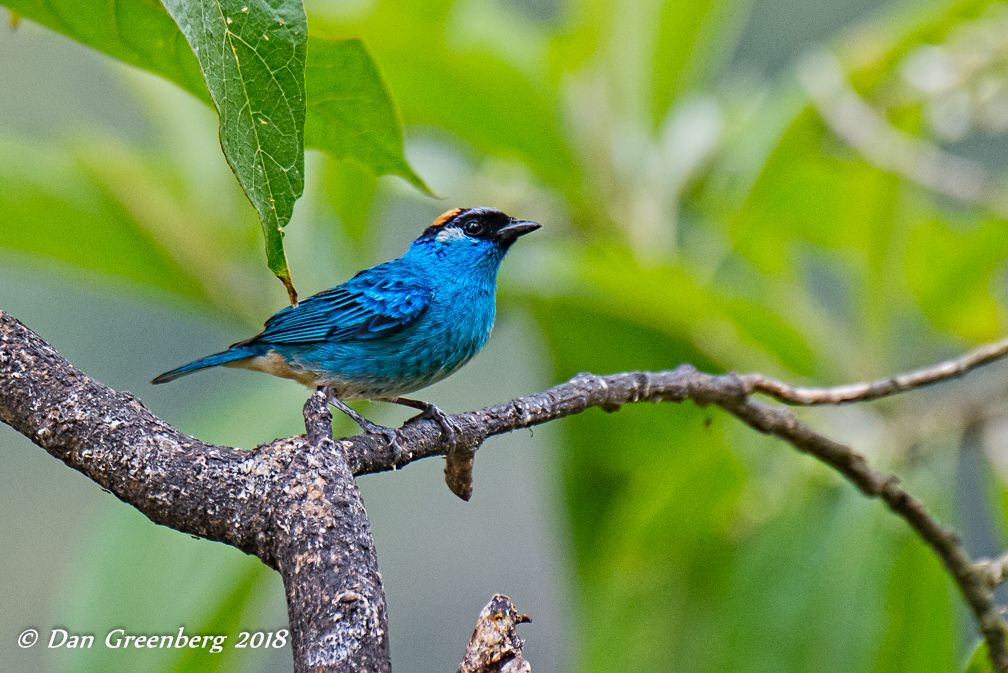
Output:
top-left (387, 397), bottom-right (461, 450)
top-left (322, 388), bottom-right (402, 452)
top-left (417, 403), bottom-right (461, 451)
top-left (357, 419), bottom-right (402, 453)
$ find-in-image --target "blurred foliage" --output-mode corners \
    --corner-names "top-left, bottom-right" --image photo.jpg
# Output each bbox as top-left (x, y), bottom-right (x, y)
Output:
top-left (167, 563), bottom-right (274, 673)
top-left (5, 0), bottom-right (1008, 671)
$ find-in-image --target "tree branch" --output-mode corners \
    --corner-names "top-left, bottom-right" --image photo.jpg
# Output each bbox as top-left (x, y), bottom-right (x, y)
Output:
top-left (3, 308), bottom-right (1008, 670)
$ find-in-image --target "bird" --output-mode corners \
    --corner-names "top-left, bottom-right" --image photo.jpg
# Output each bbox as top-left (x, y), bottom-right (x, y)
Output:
top-left (152, 207), bottom-right (541, 449)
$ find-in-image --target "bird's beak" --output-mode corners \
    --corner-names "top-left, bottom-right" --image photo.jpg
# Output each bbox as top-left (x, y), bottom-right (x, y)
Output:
top-left (496, 219), bottom-right (541, 243)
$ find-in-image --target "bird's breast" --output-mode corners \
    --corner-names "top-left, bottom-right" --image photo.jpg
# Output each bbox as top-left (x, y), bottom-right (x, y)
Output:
top-left (414, 284), bottom-right (496, 370)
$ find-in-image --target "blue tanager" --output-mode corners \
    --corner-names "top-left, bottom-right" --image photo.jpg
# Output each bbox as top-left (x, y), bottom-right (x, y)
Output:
top-left (152, 207), bottom-right (540, 448)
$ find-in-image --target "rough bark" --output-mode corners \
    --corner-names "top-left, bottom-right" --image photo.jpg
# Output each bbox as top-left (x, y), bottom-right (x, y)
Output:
top-left (0, 312), bottom-right (387, 672)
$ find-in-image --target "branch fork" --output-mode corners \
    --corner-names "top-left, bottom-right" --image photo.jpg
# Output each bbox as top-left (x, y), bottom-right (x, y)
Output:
top-left (4, 309), bottom-right (1008, 670)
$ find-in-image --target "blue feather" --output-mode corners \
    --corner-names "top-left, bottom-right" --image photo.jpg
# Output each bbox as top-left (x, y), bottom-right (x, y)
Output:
top-left (247, 263), bottom-right (432, 345)
top-left (151, 346), bottom-right (264, 383)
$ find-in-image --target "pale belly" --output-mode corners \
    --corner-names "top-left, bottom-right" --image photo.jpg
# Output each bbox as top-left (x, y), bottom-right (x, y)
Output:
top-left (225, 344), bottom-right (478, 400)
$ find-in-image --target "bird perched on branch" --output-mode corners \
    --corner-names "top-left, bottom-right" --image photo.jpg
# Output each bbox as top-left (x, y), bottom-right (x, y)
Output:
top-left (153, 207), bottom-right (541, 449)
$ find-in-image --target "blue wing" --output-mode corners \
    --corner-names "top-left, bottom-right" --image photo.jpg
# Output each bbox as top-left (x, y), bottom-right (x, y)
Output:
top-left (240, 264), bottom-right (432, 346)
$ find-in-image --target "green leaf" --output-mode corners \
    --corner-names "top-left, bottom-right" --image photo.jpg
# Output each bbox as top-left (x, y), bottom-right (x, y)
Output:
top-left (905, 215), bottom-right (1008, 342)
top-left (5, 0), bottom-right (425, 187)
top-left (511, 241), bottom-right (823, 377)
top-left (306, 38), bottom-right (428, 193)
top-left (311, 6), bottom-right (586, 205)
top-left (872, 533), bottom-right (956, 673)
top-left (321, 157), bottom-right (379, 252)
top-left (71, 134), bottom-right (278, 323)
top-left (709, 488), bottom-right (897, 673)
top-left (731, 111), bottom-right (896, 275)
top-left (159, 0), bottom-right (308, 304)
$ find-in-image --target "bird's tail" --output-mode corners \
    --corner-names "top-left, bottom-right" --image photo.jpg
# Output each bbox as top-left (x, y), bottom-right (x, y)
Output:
top-left (151, 346), bottom-right (261, 384)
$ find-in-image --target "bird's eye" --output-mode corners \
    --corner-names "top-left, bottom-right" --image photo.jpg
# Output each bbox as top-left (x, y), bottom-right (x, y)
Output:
top-left (462, 220), bottom-right (484, 237)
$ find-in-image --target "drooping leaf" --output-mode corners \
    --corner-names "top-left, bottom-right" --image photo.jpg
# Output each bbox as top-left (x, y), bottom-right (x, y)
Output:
top-left (159, 0), bottom-right (308, 304)
top-left (306, 38), bottom-right (427, 193)
top-left (311, 5), bottom-right (587, 207)
top-left (6, 0), bottom-right (426, 185)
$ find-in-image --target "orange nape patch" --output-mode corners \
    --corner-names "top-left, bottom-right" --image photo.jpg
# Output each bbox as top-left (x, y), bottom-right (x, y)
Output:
top-left (432, 208), bottom-right (465, 228)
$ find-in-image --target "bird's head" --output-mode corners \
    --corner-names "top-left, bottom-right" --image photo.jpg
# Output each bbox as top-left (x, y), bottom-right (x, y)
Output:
top-left (410, 207), bottom-right (540, 271)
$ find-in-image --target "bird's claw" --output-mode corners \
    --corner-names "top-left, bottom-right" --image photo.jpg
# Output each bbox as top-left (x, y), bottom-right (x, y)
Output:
top-left (357, 419), bottom-right (401, 453)
top-left (373, 427), bottom-right (401, 453)
top-left (350, 417), bottom-right (401, 455)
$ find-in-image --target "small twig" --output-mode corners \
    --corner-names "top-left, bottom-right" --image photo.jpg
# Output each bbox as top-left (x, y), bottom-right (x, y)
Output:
top-left (457, 595), bottom-right (531, 673)
top-left (740, 336), bottom-right (1008, 405)
top-left (345, 370), bottom-right (1008, 670)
